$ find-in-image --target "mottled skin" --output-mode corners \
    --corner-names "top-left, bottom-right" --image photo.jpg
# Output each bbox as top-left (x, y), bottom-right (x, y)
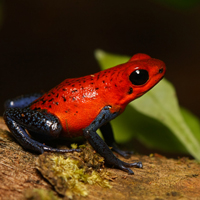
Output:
top-left (3, 53), bottom-right (166, 174)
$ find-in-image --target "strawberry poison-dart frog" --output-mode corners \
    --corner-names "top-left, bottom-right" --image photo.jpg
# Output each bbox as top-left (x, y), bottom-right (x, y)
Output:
top-left (3, 53), bottom-right (166, 174)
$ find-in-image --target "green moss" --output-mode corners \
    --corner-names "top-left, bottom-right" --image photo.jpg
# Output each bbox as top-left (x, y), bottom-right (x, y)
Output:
top-left (51, 155), bottom-right (111, 198)
top-left (70, 143), bottom-right (78, 149)
top-left (51, 156), bottom-right (88, 197)
top-left (24, 188), bottom-right (61, 200)
top-left (37, 143), bottom-right (112, 199)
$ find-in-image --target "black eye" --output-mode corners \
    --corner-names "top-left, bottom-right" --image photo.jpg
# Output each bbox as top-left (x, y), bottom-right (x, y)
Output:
top-left (129, 70), bottom-right (149, 85)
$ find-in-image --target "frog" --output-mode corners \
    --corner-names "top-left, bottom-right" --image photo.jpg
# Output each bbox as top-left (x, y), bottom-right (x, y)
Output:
top-left (3, 53), bottom-right (166, 174)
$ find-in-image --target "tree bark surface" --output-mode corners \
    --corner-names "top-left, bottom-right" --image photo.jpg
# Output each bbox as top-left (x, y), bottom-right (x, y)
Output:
top-left (0, 117), bottom-right (200, 200)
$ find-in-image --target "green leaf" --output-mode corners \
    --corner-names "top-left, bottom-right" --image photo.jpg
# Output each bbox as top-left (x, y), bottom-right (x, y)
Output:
top-left (181, 108), bottom-right (200, 142)
top-left (95, 49), bottom-right (200, 160)
top-left (110, 106), bottom-right (187, 153)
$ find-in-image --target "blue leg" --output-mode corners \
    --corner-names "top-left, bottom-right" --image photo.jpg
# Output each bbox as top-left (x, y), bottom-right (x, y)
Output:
top-left (4, 93), bottom-right (44, 109)
top-left (83, 106), bottom-right (142, 174)
top-left (100, 123), bottom-right (133, 158)
top-left (3, 107), bottom-right (81, 154)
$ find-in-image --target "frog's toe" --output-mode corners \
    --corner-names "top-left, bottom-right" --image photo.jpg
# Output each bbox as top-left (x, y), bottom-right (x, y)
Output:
top-left (131, 161), bottom-right (143, 168)
top-left (120, 165), bottom-right (134, 175)
top-left (121, 161), bottom-right (143, 168)
top-left (116, 160), bottom-right (143, 174)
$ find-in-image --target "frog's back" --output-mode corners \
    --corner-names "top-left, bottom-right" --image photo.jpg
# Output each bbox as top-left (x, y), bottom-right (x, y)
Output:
top-left (29, 68), bottom-right (122, 137)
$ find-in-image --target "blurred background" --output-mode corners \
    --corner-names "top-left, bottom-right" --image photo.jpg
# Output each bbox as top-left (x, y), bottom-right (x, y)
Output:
top-left (0, 0), bottom-right (200, 118)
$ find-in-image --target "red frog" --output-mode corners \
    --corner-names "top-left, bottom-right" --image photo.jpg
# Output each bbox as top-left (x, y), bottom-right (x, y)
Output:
top-left (3, 53), bottom-right (166, 174)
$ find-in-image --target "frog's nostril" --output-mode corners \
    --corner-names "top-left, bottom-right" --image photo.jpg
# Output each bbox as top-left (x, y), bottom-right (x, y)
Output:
top-left (159, 68), bottom-right (163, 73)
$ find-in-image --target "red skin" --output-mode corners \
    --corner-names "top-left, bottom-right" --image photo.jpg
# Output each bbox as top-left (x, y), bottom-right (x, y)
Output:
top-left (30, 53), bottom-right (166, 138)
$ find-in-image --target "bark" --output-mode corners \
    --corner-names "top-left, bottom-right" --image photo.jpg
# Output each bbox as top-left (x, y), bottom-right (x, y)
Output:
top-left (0, 117), bottom-right (200, 200)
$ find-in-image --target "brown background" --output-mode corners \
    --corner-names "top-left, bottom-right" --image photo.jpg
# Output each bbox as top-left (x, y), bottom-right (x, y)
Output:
top-left (0, 0), bottom-right (200, 118)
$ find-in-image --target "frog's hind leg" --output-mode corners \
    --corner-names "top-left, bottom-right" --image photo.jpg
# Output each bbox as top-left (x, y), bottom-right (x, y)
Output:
top-left (4, 93), bottom-right (44, 109)
top-left (3, 107), bottom-right (81, 154)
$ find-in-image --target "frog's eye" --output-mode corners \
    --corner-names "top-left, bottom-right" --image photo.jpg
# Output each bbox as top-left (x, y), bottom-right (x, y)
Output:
top-left (129, 69), bottom-right (149, 85)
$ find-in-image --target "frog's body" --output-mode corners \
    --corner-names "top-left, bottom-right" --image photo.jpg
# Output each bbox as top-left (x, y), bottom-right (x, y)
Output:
top-left (3, 53), bottom-right (166, 174)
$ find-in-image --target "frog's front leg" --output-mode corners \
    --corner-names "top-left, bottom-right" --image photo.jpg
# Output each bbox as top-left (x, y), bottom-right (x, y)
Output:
top-left (83, 106), bottom-right (142, 174)
top-left (100, 122), bottom-right (133, 158)
top-left (3, 107), bottom-right (81, 154)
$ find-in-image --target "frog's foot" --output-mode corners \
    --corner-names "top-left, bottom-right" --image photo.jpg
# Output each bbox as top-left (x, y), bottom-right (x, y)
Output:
top-left (112, 159), bottom-right (143, 175)
top-left (42, 145), bottom-right (81, 153)
top-left (84, 129), bottom-right (143, 174)
top-left (121, 160), bottom-right (143, 168)
top-left (18, 138), bottom-right (81, 154)
top-left (110, 143), bottom-right (133, 158)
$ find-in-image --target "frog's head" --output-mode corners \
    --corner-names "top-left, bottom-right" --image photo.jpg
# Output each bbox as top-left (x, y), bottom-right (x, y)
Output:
top-left (120, 53), bottom-right (166, 105)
